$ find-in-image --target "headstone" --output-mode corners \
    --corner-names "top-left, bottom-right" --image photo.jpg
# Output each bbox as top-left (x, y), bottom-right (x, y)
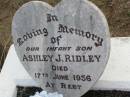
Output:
top-left (12, 0), bottom-right (110, 97)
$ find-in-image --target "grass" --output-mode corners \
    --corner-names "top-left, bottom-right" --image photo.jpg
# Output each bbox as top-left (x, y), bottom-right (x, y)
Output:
top-left (127, 11), bottom-right (130, 17)
top-left (0, 35), bottom-right (11, 70)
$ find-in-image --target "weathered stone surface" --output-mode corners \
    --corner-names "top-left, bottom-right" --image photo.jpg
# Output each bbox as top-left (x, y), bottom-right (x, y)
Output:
top-left (12, 0), bottom-right (110, 97)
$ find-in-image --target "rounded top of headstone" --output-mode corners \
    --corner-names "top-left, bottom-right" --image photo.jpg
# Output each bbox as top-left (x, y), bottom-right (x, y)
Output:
top-left (12, 0), bottom-right (110, 97)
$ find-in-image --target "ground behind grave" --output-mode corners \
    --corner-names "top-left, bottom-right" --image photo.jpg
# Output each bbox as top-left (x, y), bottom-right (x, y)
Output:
top-left (0, 0), bottom-right (130, 70)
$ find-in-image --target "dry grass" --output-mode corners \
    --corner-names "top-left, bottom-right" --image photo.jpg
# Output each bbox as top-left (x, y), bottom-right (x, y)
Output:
top-left (91, 0), bottom-right (130, 37)
top-left (0, 0), bottom-right (130, 70)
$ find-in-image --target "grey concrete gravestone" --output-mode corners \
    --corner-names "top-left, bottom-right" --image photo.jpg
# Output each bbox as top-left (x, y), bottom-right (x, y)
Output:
top-left (12, 0), bottom-right (110, 97)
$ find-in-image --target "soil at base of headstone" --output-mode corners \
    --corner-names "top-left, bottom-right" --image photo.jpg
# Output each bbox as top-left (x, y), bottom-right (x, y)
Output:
top-left (17, 86), bottom-right (130, 97)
